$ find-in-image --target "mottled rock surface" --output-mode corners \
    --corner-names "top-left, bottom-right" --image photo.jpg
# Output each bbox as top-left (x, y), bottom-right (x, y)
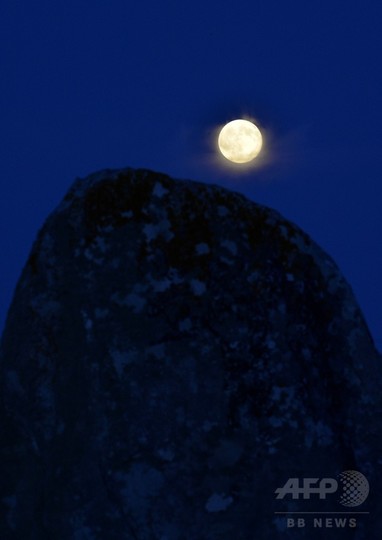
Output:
top-left (0, 168), bottom-right (381, 539)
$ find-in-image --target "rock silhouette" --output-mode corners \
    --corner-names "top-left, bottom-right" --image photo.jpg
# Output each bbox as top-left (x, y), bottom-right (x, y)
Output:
top-left (1, 168), bottom-right (381, 539)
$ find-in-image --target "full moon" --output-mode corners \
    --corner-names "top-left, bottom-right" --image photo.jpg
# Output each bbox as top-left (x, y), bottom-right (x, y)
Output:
top-left (218, 119), bottom-right (263, 164)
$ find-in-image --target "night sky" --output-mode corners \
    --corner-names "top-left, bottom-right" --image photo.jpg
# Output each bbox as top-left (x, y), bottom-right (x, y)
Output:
top-left (1, 0), bottom-right (381, 350)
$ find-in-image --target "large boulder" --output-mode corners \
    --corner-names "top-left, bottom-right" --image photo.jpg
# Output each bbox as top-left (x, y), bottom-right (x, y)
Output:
top-left (1, 168), bottom-right (381, 539)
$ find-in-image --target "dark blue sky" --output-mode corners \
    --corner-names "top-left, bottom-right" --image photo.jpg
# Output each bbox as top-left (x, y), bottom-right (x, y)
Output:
top-left (1, 0), bottom-right (381, 349)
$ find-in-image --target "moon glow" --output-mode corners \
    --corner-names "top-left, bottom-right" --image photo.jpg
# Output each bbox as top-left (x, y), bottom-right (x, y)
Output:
top-left (218, 119), bottom-right (263, 164)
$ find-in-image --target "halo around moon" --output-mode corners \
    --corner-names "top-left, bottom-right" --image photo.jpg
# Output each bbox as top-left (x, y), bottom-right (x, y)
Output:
top-left (218, 119), bottom-right (263, 164)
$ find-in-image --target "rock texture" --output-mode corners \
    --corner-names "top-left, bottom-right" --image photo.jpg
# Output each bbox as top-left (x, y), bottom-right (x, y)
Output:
top-left (0, 167), bottom-right (381, 539)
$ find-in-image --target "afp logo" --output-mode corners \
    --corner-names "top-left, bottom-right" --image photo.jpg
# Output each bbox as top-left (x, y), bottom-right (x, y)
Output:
top-left (275, 471), bottom-right (369, 507)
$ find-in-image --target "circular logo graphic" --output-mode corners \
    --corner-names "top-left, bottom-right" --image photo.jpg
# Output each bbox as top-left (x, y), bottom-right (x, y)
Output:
top-left (338, 470), bottom-right (369, 507)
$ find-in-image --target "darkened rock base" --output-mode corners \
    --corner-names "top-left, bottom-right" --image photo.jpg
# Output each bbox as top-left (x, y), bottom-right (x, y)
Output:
top-left (1, 168), bottom-right (381, 539)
